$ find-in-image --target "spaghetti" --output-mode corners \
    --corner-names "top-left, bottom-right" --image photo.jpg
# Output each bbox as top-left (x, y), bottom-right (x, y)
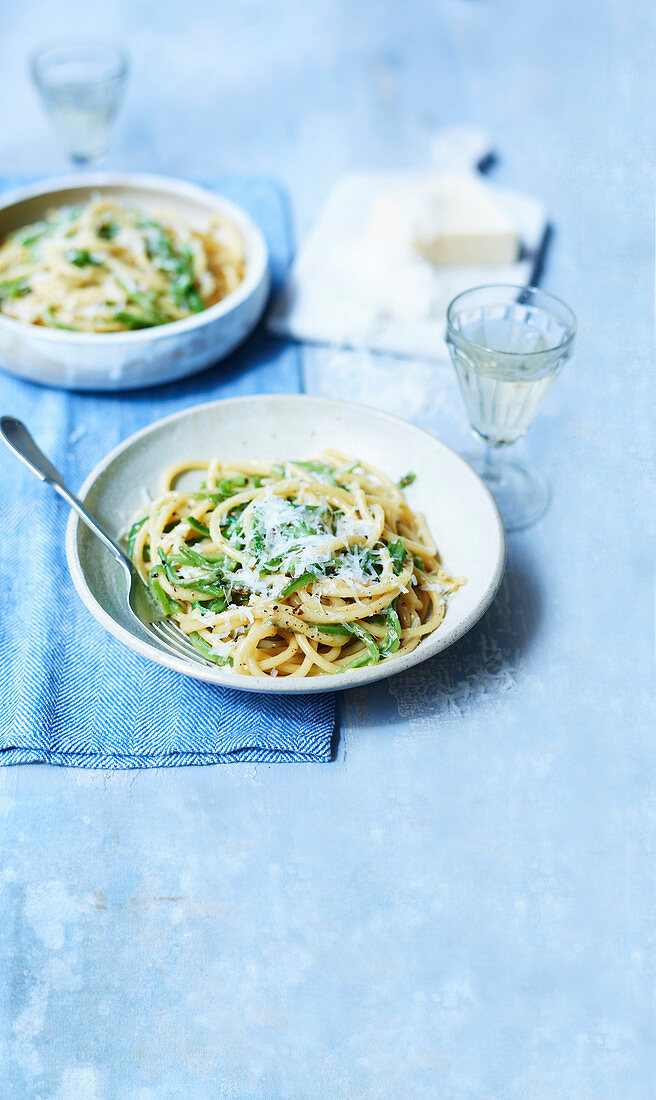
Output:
top-left (126, 451), bottom-right (465, 678)
top-left (0, 195), bottom-right (246, 332)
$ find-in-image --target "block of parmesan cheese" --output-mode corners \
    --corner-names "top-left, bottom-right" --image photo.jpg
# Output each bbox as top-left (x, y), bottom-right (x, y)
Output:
top-left (369, 172), bottom-right (519, 267)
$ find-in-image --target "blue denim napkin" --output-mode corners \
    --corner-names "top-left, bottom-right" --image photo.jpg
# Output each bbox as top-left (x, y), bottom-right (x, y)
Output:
top-left (0, 177), bottom-right (335, 766)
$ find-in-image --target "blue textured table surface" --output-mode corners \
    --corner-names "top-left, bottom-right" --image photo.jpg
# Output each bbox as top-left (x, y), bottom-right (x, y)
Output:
top-left (1, 2), bottom-right (655, 1097)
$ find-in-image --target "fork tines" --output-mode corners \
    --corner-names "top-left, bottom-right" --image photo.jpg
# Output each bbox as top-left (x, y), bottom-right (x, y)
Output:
top-left (147, 619), bottom-right (216, 667)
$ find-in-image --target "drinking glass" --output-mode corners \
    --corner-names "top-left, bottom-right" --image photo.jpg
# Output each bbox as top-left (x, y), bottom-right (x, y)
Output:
top-left (31, 41), bottom-right (129, 165)
top-left (446, 285), bottom-right (576, 530)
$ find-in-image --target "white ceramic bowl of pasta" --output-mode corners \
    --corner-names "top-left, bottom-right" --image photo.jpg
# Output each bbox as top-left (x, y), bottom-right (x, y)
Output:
top-left (0, 173), bottom-right (269, 390)
top-left (66, 394), bottom-right (505, 694)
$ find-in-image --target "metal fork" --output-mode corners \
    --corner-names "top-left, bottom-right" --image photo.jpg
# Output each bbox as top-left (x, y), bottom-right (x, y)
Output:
top-left (0, 417), bottom-right (215, 668)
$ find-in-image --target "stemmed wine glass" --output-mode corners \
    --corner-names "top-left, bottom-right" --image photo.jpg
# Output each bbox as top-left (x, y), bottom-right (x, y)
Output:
top-left (446, 285), bottom-right (576, 530)
top-left (31, 41), bottom-right (129, 166)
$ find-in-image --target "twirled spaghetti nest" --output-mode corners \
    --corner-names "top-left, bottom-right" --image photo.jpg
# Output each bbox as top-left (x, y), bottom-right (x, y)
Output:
top-left (126, 451), bottom-right (465, 678)
top-left (0, 195), bottom-right (245, 332)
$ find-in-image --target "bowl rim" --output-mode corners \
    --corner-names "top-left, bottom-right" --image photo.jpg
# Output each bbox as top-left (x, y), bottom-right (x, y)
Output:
top-left (65, 394), bottom-right (506, 694)
top-left (0, 172), bottom-right (269, 343)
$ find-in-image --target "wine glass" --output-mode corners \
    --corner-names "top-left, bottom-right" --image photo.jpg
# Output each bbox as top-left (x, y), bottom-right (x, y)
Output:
top-left (446, 285), bottom-right (576, 531)
top-left (30, 41), bottom-right (129, 166)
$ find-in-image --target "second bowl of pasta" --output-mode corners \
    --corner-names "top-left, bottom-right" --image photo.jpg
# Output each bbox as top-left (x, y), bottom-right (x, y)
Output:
top-left (0, 173), bottom-right (269, 389)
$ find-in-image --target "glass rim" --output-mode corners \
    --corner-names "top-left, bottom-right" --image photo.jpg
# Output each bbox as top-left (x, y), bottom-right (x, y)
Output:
top-left (30, 40), bottom-right (130, 87)
top-left (446, 284), bottom-right (577, 358)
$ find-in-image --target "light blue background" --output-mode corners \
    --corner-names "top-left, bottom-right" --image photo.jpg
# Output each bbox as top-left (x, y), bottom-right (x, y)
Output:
top-left (1, 1), bottom-right (655, 1096)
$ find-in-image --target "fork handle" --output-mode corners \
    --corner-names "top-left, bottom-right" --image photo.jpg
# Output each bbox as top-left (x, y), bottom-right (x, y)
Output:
top-left (0, 416), bottom-right (133, 574)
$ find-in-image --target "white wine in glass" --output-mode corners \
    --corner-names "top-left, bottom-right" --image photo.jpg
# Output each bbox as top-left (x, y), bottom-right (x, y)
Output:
top-left (446, 285), bottom-right (576, 530)
top-left (31, 42), bottom-right (129, 166)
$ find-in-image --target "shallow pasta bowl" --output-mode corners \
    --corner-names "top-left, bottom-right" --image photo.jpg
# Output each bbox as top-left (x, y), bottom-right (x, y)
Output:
top-left (0, 173), bottom-right (269, 390)
top-left (66, 394), bottom-right (505, 694)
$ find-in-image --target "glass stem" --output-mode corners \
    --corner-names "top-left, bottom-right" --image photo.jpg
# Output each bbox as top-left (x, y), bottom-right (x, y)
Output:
top-left (483, 444), bottom-right (503, 486)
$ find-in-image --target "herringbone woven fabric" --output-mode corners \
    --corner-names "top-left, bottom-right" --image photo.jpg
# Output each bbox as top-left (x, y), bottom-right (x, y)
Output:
top-left (0, 178), bottom-right (335, 766)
